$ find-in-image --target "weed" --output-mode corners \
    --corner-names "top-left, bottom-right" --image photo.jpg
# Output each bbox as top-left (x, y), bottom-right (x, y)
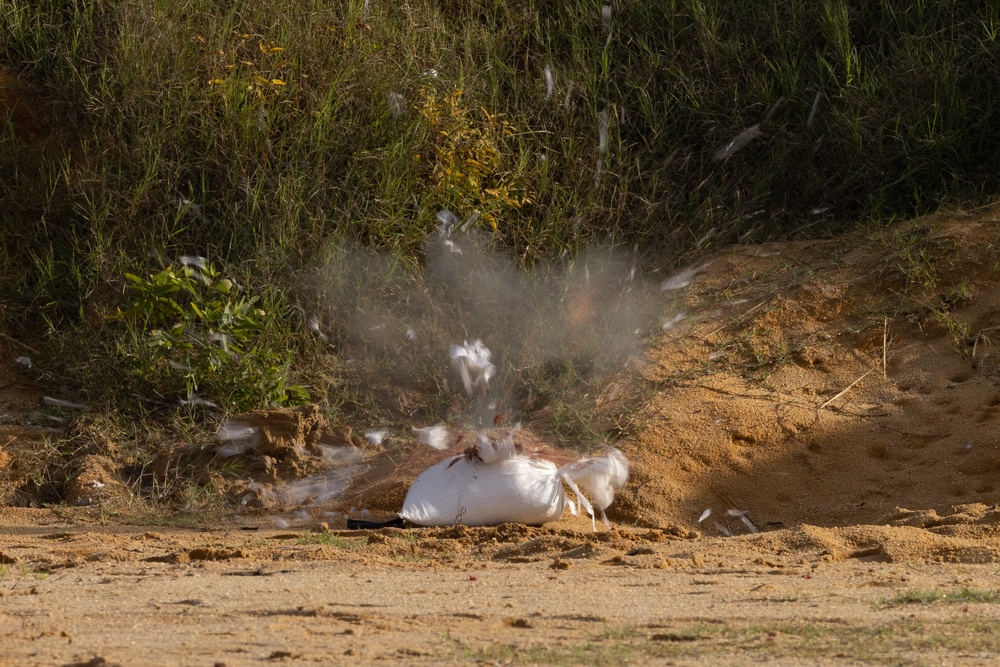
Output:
top-left (298, 532), bottom-right (367, 550)
top-left (883, 587), bottom-right (1000, 607)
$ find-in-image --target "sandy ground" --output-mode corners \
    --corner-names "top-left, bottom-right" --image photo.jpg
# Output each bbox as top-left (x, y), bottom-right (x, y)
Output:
top-left (5, 209), bottom-right (1000, 663)
top-left (4, 508), bottom-right (1000, 666)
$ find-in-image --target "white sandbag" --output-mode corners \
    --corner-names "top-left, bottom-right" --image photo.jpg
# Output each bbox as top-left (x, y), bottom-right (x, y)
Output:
top-left (400, 434), bottom-right (630, 528)
top-left (401, 455), bottom-right (566, 527)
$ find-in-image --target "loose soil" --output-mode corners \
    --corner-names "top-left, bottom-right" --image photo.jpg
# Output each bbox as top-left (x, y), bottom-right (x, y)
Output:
top-left (5, 208), bottom-right (1000, 664)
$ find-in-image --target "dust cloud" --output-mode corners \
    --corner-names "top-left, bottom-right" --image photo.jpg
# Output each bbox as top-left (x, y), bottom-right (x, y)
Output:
top-left (309, 220), bottom-right (663, 426)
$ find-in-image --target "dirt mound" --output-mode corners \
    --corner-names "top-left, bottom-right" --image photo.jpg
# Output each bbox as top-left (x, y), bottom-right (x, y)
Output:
top-left (618, 209), bottom-right (1000, 547)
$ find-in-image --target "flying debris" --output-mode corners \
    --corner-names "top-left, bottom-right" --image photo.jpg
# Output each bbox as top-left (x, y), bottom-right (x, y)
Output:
top-left (413, 425), bottom-right (450, 450)
top-left (178, 197), bottom-right (204, 220)
top-left (601, 5), bottom-right (613, 46)
top-left (698, 508), bottom-right (712, 524)
top-left (761, 96), bottom-right (785, 125)
top-left (214, 420), bottom-right (260, 458)
top-left (807, 92), bottom-right (822, 128)
top-left (208, 332), bottom-right (231, 352)
top-left (387, 91), bottom-right (405, 118)
top-left (558, 448), bottom-right (629, 529)
top-left (179, 255), bottom-right (209, 272)
top-left (661, 311), bottom-right (687, 331)
top-left (179, 394), bottom-right (219, 409)
top-left (307, 314), bottom-right (328, 342)
top-left (661, 263), bottom-right (708, 291)
top-left (695, 227), bottom-right (717, 249)
top-left (597, 108), bottom-right (609, 154)
top-left (14, 356), bottom-right (32, 369)
top-left (544, 64), bottom-right (554, 100)
top-left (727, 508), bottom-right (760, 534)
top-left (436, 209), bottom-right (461, 236)
top-left (42, 396), bottom-right (87, 411)
top-left (712, 124), bottom-right (763, 161)
top-left (450, 339), bottom-right (495, 395)
top-left (364, 430), bottom-right (387, 445)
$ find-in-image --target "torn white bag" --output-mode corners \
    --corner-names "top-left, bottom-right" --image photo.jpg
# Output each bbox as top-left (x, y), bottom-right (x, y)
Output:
top-left (401, 455), bottom-right (567, 527)
top-left (400, 432), bottom-right (628, 528)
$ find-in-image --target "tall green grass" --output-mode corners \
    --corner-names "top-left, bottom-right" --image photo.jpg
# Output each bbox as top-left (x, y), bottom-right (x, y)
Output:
top-left (2, 0), bottom-right (1000, 410)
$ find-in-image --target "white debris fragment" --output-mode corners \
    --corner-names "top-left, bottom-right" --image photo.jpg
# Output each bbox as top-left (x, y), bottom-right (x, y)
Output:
top-left (412, 425), bottom-right (450, 450)
top-left (807, 91), bottom-right (822, 128)
top-left (15, 356), bottom-right (32, 369)
top-left (42, 396), bottom-right (87, 411)
top-left (472, 431), bottom-right (518, 465)
top-left (661, 263), bottom-right (708, 291)
top-left (698, 508), bottom-right (712, 524)
top-left (214, 419), bottom-right (260, 457)
top-left (90, 480), bottom-right (105, 489)
top-left (436, 208), bottom-right (460, 234)
top-left (364, 430), bottom-right (387, 445)
top-left (544, 64), bottom-right (553, 100)
top-left (559, 448), bottom-right (629, 529)
top-left (179, 394), bottom-right (219, 409)
top-left (728, 508), bottom-right (759, 534)
top-left (597, 108), bottom-right (609, 154)
top-left (420, 68), bottom-right (439, 78)
top-left (307, 314), bottom-right (328, 342)
top-left (712, 124), bottom-right (763, 161)
top-left (713, 521), bottom-right (731, 537)
top-left (450, 339), bottom-right (495, 396)
top-left (443, 239), bottom-right (463, 254)
top-left (406, 328), bottom-right (417, 342)
top-left (318, 445), bottom-right (364, 464)
top-left (695, 227), bottom-right (716, 248)
top-left (387, 91), bottom-right (405, 118)
top-left (179, 255), bottom-right (209, 272)
top-left (208, 332), bottom-right (230, 352)
top-left (273, 516), bottom-right (290, 529)
top-left (661, 311), bottom-right (687, 332)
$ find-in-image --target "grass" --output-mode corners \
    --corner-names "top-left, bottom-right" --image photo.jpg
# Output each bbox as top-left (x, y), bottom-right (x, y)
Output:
top-left (297, 531), bottom-right (367, 550)
top-left (462, 617), bottom-right (1000, 664)
top-left (883, 587), bottom-right (1000, 607)
top-left (4, 1), bottom-right (1000, 506)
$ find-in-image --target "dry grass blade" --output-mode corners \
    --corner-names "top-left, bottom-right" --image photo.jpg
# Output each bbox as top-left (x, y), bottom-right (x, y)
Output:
top-left (819, 367), bottom-right (877, 409)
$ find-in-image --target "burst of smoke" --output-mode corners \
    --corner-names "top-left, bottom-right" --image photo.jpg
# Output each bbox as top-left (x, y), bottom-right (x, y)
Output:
top-left (307, 226), bottom-right (661, 425)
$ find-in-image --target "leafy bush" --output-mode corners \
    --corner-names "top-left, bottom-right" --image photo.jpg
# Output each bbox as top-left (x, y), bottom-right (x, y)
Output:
top-left (116, 259), bottom-right (307, 412)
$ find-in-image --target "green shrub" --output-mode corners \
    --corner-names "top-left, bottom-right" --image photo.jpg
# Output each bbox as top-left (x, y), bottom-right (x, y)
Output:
top-left (116, 259), bottom-right (307, 412)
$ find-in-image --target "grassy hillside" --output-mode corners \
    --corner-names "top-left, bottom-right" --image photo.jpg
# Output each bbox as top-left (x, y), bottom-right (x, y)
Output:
top-left (3, 0), bottom-right (1000, 416)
